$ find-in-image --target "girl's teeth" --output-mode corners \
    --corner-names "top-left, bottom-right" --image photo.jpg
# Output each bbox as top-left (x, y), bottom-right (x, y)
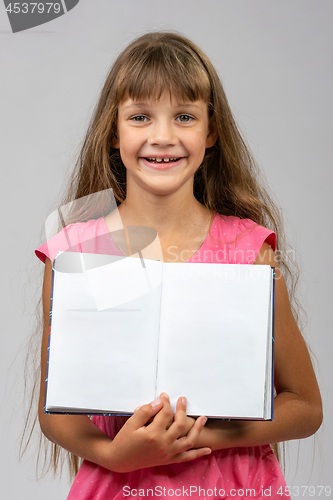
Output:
top-left (146, 157), bottom-right (179, 163)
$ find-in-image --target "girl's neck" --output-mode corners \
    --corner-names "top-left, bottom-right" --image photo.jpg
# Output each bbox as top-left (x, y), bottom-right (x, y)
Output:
top-left (104, 189), bottom-right (214, 262)
top-left (116, 191), bottom-right (211, 239)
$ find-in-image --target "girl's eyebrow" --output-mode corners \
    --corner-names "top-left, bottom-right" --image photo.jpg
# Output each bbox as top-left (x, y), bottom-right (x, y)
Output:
top-left (122, 103), bottom-right (149, 110)
top-left (174, 103), bottom-right (203, 111)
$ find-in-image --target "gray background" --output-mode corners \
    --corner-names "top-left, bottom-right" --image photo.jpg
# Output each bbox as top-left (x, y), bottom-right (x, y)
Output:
top-left (1, 1), bottom-right (332, 498)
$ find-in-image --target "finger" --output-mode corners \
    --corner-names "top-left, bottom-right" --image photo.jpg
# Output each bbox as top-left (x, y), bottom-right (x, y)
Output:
top-left (176, 395), bottom-right (187, 412)
top-left (128, 398), bottom-right (163, 429)
top-left (189, 415), bottom-right (208, 432)
top-left (149, 393), bottom-right (174, 430)
top-left (171, 415), bottom-right (208, 452)
top-left (166, 396), bottom-right (188, 439)
top-left (160, 392), bottom-right (170, 403)
top-left (185, 415), bottom-right (208, 440)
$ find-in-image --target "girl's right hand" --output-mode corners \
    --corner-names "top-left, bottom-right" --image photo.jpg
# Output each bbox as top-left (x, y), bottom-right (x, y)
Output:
top-left (105, 393), bottom-right (211, 473)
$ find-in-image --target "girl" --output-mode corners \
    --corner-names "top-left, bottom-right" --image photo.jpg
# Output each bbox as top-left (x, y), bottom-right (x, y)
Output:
top-left (33, 32), bottom-right (322, 498)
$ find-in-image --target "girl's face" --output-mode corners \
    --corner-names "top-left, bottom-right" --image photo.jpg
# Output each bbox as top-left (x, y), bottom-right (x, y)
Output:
top-left (114, 91), bottom-right (216, 199)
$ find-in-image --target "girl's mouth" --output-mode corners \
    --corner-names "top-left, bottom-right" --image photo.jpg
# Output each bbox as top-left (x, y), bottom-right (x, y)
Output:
top-left (144, 157), bottom-right (182, 163)
top-left (140, 157), bottom-right (184, 169)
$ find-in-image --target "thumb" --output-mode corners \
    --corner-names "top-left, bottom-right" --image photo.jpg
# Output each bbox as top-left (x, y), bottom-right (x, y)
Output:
top-left (129, 398), bottom-right (163, 428)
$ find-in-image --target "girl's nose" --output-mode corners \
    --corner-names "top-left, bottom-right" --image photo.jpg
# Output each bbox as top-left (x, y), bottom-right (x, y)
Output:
top-left (147, 121), bottom-right (178, 146)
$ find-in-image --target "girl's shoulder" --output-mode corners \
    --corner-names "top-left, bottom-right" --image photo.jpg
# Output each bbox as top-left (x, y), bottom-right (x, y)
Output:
top-left (213, 214), bottom-right (275, 248)
top-left (35, 217), bottom-right (112, 263)
top-left (207, 213), bottom-right (276, 264)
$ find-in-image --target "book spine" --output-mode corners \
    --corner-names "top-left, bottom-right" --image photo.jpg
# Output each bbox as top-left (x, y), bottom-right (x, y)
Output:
top-left (271, 267), bottom-right (276, 421)
top-left (44, 260), bottom-right (56, 413)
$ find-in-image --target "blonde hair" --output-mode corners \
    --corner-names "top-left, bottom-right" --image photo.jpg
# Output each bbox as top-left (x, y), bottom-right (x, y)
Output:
top-left (22, 30), bottom-right (303, 478)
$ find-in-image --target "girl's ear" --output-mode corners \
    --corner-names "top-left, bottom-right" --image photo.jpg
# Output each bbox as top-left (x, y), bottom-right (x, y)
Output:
top-left (206, 118), bottom-right (218, 148)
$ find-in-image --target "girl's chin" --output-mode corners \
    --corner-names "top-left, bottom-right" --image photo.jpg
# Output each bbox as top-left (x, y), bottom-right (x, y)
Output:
top-left (134, 175), bottom-right (189, 197)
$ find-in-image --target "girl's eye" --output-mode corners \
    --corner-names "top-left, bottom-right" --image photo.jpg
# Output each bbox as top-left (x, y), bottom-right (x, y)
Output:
top-left (131, 115), bottom-right (148, 123)
top-left (177, 114), bottom-right (193, 123)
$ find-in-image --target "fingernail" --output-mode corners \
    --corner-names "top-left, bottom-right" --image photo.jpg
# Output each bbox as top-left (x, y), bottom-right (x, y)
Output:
top-left (151, 398), bottom-right (161, 408)
top-left (181, 397), bottom-right (187, 406)
top-left (204, 449), bottom-right (211, 455)
top-left (160, 392), bottom-right (169, 400)
top-left (201, 417), bottom-right (208, 426)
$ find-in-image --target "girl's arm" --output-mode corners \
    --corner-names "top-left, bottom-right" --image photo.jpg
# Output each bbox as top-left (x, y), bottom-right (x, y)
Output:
top-left (38, 258), bottom-right (211, 472)
top-left (187, 242), bottom-right (323, 450)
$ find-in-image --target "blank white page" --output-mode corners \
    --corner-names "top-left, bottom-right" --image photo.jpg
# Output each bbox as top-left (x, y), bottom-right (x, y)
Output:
top-left (46, 255), bottom-right (162, 413)
top-left (156, 263), bottom-right (272, 419)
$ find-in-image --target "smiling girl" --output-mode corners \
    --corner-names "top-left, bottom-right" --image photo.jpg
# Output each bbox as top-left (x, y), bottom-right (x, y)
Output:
top-left (31, 32), bottom-right (322, 499)
top-left (108, 92), bottom-right (217, 263)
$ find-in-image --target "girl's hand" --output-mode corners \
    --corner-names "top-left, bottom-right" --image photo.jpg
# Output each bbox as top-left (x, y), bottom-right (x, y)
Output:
top-left (105, 393), bottom-right (210, 473)
top-left (155, 397), bottom-right (197, 438)
top-left (178, 416), bottom-right (197, 438)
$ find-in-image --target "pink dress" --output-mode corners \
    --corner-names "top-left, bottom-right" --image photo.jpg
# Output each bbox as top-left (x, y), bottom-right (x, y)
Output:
top-left (36, 213), bottom-right (288, 499)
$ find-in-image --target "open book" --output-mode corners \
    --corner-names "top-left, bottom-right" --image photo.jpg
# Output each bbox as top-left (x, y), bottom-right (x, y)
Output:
top-left (45, 252), bottom-right (275, 420)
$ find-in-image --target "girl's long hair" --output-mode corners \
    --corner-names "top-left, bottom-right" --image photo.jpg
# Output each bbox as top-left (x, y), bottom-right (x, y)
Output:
top-left (22, 31), bottom-right (303, 478)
